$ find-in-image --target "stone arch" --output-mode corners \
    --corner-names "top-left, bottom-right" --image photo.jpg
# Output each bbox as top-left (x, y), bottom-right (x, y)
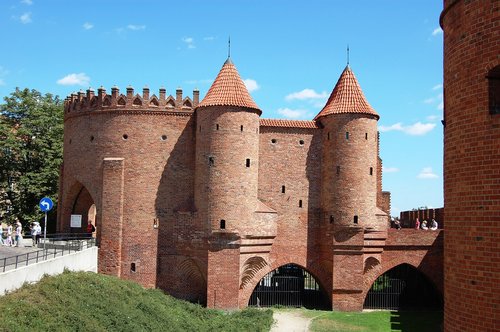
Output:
top-left (246, 262), bottom-right (330, 309)
top-left (59, 179), bottom-right (98, 234)
top-left (363, 256), bottom-right (381, 274)
top-left (363, 259), bottom-right (442, 302)
top-left (363, 263), bottom-right (443, 310)
top-left (240, 260), bottom-right (330, 309)
top-left (176, 258), bottom-right (207, 304)
top-left (240, 256), bottom-right (268, 290)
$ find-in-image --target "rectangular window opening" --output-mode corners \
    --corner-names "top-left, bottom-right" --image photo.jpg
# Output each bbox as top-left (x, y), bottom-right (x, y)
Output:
top-left (216, 124), bottom-right (219, 130)
top-left (281, 185), bottom-right (286, 193)
top-left (330, 215), bottom-right (334, 224)
top-left (365, 133), bottom-right (368, 140)
top-left (354, 215), bottom-right (358, 224)
top-left (209, 156), bottom-right (215, 166)
top-left (241, 125), bottom-right (244, 131)
top-left (220, 219), bottom-right (226, 229)
top-left (131, 263), bottom-right (136, 272)
top-left (370, 167), bottom-right (373, 175)
top-left (299, 200), bottom-right (303, 208)
top-left (327, 132), bottom-right (330, 140)
top-left (246, 158), bottom-right (250, 167)
top-left (346, 132), bottom-right (349, 140)
top-left (336, 166), bottom-right (340, 175)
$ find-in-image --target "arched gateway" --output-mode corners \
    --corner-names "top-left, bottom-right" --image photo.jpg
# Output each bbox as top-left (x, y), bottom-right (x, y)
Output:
top-left (364, 264), bottom-right (442, 310)
top-left (248, 264), bottom-right (330, 309)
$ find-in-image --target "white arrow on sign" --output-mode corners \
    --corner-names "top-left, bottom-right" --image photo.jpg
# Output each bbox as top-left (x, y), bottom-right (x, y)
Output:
top-left (41, 201), bottom-right (50, 209)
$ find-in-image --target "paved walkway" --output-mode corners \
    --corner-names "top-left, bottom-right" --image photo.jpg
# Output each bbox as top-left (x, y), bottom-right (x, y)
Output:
top-left (0, 239), bottom-right (57, 272)
top-left (271, 311), bottom-right (311, 332)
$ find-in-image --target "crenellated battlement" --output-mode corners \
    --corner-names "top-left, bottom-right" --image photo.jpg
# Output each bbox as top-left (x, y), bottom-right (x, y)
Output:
top-left (64, 86), bottom-right (200, 115)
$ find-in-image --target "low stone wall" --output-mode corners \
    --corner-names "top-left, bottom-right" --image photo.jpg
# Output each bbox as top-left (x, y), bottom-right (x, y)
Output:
top-left (0, 247), bottom-right (98, 296)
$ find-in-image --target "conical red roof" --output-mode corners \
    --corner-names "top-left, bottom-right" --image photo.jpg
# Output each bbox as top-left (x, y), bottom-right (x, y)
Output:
top-left (197, 58), bottom-right (260, 112)
top-left (314, 66), bottom-right (379, 120)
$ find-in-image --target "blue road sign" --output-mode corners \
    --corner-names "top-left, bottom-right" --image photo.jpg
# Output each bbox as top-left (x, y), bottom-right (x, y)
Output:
top-left (39, 197), bottom-right (54, 212)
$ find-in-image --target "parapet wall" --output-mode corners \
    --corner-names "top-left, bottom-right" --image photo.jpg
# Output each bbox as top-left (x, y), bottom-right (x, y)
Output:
top-left (64, 86), bottom-right (200, 115)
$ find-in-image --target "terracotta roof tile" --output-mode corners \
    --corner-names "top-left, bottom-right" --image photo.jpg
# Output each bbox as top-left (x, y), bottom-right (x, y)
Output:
top-left (314, 66), bottom-right (379, 120)
top-left (260, 118), bottom-right (319, 129)
top-left (197, 58), bottom-right (260, 112)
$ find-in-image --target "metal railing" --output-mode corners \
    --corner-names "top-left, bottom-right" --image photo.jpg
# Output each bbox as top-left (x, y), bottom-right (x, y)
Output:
top-left (1, 234), bottom-right (96, 273)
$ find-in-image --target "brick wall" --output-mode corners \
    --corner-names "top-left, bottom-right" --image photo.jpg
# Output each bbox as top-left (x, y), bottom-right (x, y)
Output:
top-left (441, 0), bottom-right (500, 331)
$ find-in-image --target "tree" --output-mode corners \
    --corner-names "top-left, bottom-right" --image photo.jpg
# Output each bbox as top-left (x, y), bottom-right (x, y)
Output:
top-left (0, 88), bottom-right (63, 227)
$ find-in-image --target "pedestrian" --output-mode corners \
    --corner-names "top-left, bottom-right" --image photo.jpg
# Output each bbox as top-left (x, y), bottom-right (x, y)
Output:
top-left (35, 222), bottom-right (42, 244)
top-left (86, 220), bottom-right (96, 238)
top-left (6, 223), bottom-right (13, 246)
top-left (15, 219), bottom-right (23, 247)
top-left (421, 220), bottom-right (429, 230)
top-left (30, 222), bottom-right (37, 247)
top-left (430, 219), bottom-right (438, 230)
top-left (414, 218), bottom-right (420, 230)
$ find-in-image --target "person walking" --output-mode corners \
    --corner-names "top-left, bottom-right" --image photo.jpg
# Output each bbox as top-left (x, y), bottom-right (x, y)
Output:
top-left (6, 223), bottom-right (13, 246)
top-left (414, 218), bottom-right (420, 230)
top-left (35, 222), bottom-right (42, 245)
top-left (15, 220), bottom-right (23, 247)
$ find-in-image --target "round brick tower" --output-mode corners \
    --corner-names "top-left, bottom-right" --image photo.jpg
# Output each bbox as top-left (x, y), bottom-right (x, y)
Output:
top-left (441, 1), bottom-right (499, 331)
top-left (315, 66), bottom-right (380, 230)
top-left (194, 58), bottom-right (261, 234)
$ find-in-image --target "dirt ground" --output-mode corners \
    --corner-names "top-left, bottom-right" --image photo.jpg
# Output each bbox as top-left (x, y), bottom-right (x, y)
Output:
top-left (270, 310), bottom-right (313, 332)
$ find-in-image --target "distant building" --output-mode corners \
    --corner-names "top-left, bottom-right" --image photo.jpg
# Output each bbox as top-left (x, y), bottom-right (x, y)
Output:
top-left (58, 58), bottom-right (442, 310)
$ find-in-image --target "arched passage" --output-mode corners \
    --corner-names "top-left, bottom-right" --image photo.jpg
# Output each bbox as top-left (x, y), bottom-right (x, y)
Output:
top-left (364, 263), bottom-right (442, 310)
top-left (61, 181), bottom-right (97, 235)
top-left (248, 264), bottom-right (329, 309)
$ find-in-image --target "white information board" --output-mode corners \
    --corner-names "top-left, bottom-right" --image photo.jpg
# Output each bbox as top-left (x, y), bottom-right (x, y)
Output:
top-left (70, 214), bottom-right (82, 228)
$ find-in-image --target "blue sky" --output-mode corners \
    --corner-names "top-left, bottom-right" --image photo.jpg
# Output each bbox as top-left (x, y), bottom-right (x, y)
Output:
top-left (0, 0), bottom-right (444, 216)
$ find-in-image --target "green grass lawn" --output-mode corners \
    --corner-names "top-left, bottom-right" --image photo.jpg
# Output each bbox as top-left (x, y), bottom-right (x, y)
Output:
top-left (0, 271), bottom-right (273, 332)
top-left (308, 309), bottom-right (443, 332)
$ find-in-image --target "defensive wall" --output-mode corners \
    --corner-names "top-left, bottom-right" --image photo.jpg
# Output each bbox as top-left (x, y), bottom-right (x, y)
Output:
top-left (57, 61), bottom-right (443, 311)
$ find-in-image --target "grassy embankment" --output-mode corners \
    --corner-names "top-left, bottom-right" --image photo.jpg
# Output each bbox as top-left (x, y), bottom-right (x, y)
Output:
top-left (305, 309), bottom-right (443, 332)
top-left (0, 271), bottom-right (273, 332)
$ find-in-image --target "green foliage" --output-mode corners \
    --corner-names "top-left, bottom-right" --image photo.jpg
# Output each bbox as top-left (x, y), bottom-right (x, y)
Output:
top-left (0, 88), bottom-right (63, 227)
top-left (0, 271), bottom-right (273, 332)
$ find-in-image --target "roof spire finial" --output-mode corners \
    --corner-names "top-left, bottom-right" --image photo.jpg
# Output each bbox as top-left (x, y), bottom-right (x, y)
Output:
top-left (228, 36), bottom-right (231, 59)
top-left (347, 44), bottom-right (350, 67)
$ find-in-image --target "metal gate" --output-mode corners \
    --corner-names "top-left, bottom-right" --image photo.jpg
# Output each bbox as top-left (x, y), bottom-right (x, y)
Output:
top-left (364, 264), bottom-right (442, 310)
top-left (248, 264), bottom-right (329, 309)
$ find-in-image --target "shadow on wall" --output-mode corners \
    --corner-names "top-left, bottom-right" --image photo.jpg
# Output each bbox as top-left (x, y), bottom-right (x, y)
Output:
top-left (153, 116), bottom-right (207, 305)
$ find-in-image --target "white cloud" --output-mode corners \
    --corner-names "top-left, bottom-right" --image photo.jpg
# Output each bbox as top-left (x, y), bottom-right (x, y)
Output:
top-left (127, 24), bottom-right (145, 31)
top-left (285, 88), bottom-right (328, 101)
top-left (426, 115), bottom-right (441, 121)
top-left (277, 108), bottom-right (311, 119)
top-left (432, 84), bottom-right (442, 90)
top-left (418, 167), bottom-right (438, 179)
top-left (243, 79), bottom-right (260, 93)
top-left (83, 22), bottom-right (94, 30)
top-left (432, 27), bottom-right (443, 36)
top-left (382, 166), bottom-right (399, 173)
top-left (423, 97), bottom-right (435, 104)
top-left (182, 37), bottom-right (195, 49)
top-left (378, 122), bottom-right (436, 136)
top-left (21, 0), bottom-right (33, 5)
top-left (0, 79), bottom-right (5, 86)
top-left (20, 12), bottom-right (32, 24)
top-left (56, 73), bottom-right (90, 86)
